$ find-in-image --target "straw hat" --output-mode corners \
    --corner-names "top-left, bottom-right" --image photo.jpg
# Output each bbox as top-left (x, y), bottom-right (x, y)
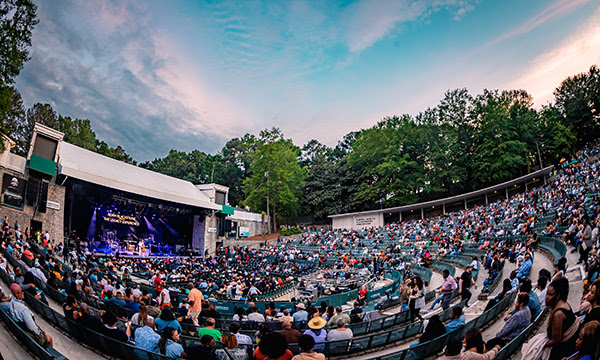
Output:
top-left (296, 303), bottom-right (306, 310)
top-left (308, 316), bottom-right (327, 330)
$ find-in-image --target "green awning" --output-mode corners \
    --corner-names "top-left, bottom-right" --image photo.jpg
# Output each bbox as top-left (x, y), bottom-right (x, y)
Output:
top-left (29, 154), bottom-right (56, 176)
top-left (221, 204), bottom-right (234, 215)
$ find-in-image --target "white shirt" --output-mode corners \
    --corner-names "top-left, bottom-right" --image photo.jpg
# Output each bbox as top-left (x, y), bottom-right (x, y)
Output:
top-left (247, 312), bottom-right (265, 322)
top-left (159, 288), bottom-right (171, 305)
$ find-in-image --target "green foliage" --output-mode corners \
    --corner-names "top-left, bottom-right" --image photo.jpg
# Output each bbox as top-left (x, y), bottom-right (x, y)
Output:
top-left (243, 128), bottom-right (305, 232)
top-left (281, 226), bottom-right (302, 236)
top-left (0, 0), bottom-right (37, 85)
top-left (554, 65), bottom-right (600, 147)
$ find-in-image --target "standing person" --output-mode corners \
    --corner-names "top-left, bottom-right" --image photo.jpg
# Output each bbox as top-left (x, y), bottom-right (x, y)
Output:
top-left (410, 276), bottom-right (425, 322)
top-left (545, 278), bottom-right (579, 360)
top-left (440, 269), bottom-right (457, 310)
top-left (459, 265), bottom-right (477, 307)
top-left (158, 281), bottom-right (171, 309)
top-left (401, 278), bottom-right (412, 312)
top-left (188, 283), bottom-right (204, 325)
top-left (580, 216), bottom-right (593, 265)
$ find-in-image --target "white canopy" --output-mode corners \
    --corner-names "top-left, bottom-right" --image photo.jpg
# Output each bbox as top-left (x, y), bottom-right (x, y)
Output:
top-left (58, 142), bottom-right (220, 211)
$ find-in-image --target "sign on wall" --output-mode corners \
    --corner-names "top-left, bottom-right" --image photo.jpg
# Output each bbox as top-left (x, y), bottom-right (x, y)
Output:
top-left (46, 201), bottom-right (60, 210)
top-left (355, 217), bottom-right (376, 226)
top-left (238, 226), bottom-right (249, 237)
top-left (207, 227), bottom-right (217, 233)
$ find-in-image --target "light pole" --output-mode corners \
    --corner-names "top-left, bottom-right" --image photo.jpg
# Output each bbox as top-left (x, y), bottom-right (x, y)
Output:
top-left (536, 141), bottom-right (544, 169)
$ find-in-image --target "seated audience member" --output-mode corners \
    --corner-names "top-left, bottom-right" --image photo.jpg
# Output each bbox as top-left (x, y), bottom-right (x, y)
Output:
top-left (158, 326), bottom-right (184, 358)
top-left (326, 317), bottom-right (353, 341)
top-left (582, 279), bottom-right (600, 324)
top-left (155, 306), bottom-right (182, 334)
top-left (254, 332), bottom-right (293, 360)
top-left (464, 328), bottom-right (486, 354)
top-left (570, 320), bottom-right (600, 360)
top-left (233, 307), bottom-right (248, 322)
top-left (230, 322), bottom-right (252, 346)
top-left (198, 317), bottom-right (222, 341)
top-left (9, 283), bottom-right (53, 347)
top-left (62, 294), bottom-right (79, 321)
top-left (292, 335), bottom-right (326, 360)
top-left (487, 292), bottom-right (531, 349)
top-left (327, 307), bottom-right (350, 327)
top-left (147, 299), bottom-right (161, 318)
top-left (304, 316), bottom-right (327, 352)
top-left (248, 306), bottom-right (266, 322)
top-left (440, 336), bottom-right (500, 360)
top-left (445, 306), bottom-right (465, 333)
top-left (215, 333), bottom-right (249, 360)
top-left (417, 314), bottom-right (446, 344)
top-left (279, 320), bottom-right (301, 344)
top-left (134, 318), bottom-right (160, 353)
top-left (519, 279), bottom-right (540, 319)
top-left (185, 334), bottom-right (217, 360)
top-left (101, 310), bottom-right (131, 343)
top-left (76, 303), bottom-right (103, 332)
top-left (131, 302), bottom-right (154, 327)
top-left (128, 294), bottom-right (141, 312)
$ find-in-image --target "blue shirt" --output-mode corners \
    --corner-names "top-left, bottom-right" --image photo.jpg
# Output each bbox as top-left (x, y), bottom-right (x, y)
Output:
top-left (517, 259), bottom-right (532, 279)
top-left (128, 301), bottom-right (140, 313)
top-left (134, 326), bottom-right (160, 353)
top-left (445, 315), bottom-right (465, 333)
top-left (165, 339), bottom-right (184, 358)
top-left (154, 318), bottom-right (182, 334)
top-left (9, 298), bottom-right (39, 335)
top-left (293, 310), bottom-right (308, 323)
top-left (527, 290), bottom-right (541, 319)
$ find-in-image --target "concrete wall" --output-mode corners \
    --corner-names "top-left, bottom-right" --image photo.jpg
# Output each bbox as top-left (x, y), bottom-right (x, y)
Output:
top-left (202, 212), bottom-right (268, 256)
top-left (0, 168), bottom-right (65, 244)
top-left (332, 212), bottom-right (384, 230)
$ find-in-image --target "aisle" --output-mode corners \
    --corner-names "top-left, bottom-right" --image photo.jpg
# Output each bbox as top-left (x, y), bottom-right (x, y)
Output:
top-left (0, 282), bottom-right (106, 360)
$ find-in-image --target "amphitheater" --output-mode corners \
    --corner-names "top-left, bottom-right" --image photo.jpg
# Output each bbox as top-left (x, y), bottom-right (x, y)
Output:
top-left (0, 140), bottom-right (596, 360)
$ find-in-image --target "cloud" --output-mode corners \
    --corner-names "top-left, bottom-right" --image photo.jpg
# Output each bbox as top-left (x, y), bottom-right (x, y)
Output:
top-left (482, 0), bottom-right (591, 49)
top-left (343, 0), bottom-right (477, 53)
top-left (15, 0), bottom-right (243, 160)
top-left (505, 4), bottom-right (600, 107)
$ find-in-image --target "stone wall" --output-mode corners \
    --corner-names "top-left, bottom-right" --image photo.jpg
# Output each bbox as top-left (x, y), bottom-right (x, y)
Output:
top-left (0, 168), bottom-right (65, 244)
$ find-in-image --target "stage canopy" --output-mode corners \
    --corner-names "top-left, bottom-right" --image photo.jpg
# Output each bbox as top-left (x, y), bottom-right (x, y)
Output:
top-left (58, 142), bottom-right (220, 211)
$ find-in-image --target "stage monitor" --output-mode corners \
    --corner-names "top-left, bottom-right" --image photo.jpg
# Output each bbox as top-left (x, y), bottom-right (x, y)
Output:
top-left (2, 174), bottom-right (26, 208)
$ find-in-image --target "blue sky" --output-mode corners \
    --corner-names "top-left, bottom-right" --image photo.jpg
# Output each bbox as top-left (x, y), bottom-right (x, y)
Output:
top-left (15, 0), bottom-right (600, 161)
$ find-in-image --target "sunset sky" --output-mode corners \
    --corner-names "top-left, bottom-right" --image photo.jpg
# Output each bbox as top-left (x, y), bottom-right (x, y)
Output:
top-left (15, 0), bottom-right (600, 161)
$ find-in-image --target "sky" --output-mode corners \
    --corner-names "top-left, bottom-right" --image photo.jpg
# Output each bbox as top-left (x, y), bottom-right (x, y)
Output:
top-left (14, 0), bottom-right (600, 161)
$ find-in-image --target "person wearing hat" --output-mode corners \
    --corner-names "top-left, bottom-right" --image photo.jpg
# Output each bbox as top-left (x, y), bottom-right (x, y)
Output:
top-left (304, 316), bottom-right (327, 352)
top-left (293, 303), bottom-right (308, 323)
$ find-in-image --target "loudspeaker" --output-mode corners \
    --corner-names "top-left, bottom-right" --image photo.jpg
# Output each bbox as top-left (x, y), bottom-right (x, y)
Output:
top-left (38, 181), bottom-right (48, 213)
top-left (26, 177), bottom-right (40, 205)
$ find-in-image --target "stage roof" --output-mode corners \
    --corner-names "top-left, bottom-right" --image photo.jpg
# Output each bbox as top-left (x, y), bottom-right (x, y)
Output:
top-left (58, 142), bottom-right (221, 211)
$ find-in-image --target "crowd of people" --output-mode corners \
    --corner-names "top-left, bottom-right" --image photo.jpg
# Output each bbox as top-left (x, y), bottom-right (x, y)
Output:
top-left (0, 142), bottom-right (600, 359)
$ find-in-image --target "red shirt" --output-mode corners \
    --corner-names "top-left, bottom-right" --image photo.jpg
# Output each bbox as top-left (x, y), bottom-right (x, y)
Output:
top-left (154, 276), bottom-right (162, 292)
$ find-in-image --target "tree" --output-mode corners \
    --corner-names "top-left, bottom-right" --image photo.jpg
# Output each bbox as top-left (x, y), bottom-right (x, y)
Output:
top-left (0, 86), bottom-right (26, 153)
top-left (554, 65), bottom-right (600, 147)
top-left (243, 129), bottom-right (304, 232)
top-left (0, 0), bottom-right (37, 86)
top-left (470, 89), bottom-right (538, 188)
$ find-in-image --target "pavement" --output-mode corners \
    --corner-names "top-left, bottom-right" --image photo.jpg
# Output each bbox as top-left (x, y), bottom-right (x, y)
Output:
top-left (0, 279), bottom-right (107, 360)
